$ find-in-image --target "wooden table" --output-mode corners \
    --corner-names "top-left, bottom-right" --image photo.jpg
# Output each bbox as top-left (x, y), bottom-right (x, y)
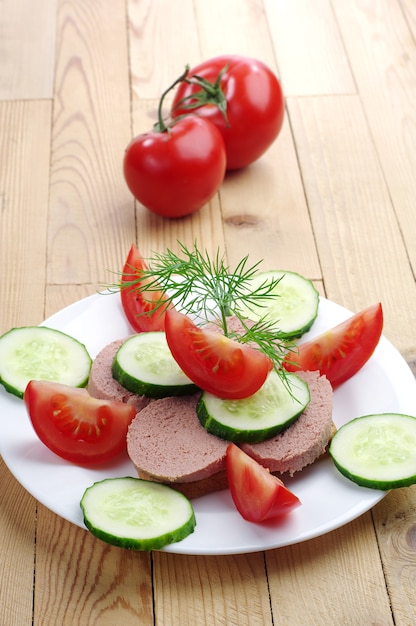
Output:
top-left (1, 1), bottom-right (416, 624)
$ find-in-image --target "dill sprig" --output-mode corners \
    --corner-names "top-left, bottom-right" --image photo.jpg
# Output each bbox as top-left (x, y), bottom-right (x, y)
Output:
top-left (115, 241), bottom-right (295, 379)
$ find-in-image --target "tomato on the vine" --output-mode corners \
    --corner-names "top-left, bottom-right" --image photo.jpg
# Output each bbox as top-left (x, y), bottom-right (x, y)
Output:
top-left (171, 55), bottom-right (284, 170)
top-left (164, 308), bottom-right (273, 399)
top-left (120, 244), bottom-right (168, 332)
top-left (24, 380), bottom-right (137, 465)
top-left (284, 303), bottom-right (383, 388)
top-left (123, 114), bottom-right (226, 218)
top-left (226, 444), bottom-right (301, 522)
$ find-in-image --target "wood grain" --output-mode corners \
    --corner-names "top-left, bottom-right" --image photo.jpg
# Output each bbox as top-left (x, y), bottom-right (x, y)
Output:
top-left (288, 94), bottom-right (416, 358)
top-left (266, 514), bottom-right (394, 625)
top-left (47, 0), bottom-right (135, 286)
top-left (0, 0), bottom-right (56, 100)
top-left (0, 100), bottom-right (51, 330)
top-left (153, 552), bottom-right (273, 626)
top-left (220, 117), bottom-right (321, 276)
top-left (127, 0), bottom-right (201, 99)
top-left (264, 0), bottom-right (356, 95)
top-left (0, 460), bottom-right (36, 626)
top-left (194, 0), bottom-right (277, 69)
top-left (372, 487), bottom-right (416, 626)
top-left (34, 505), bottom-right (154, 626)
top-left (333, 0), bottom-right (416, 274)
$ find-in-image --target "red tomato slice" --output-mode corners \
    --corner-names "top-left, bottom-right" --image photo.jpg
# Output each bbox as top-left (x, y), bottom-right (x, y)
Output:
top-left (24, 380), bottom-right (137, 465)
top-left (164, 308), bottom-right (273, 399)
top-left (284, 303), bottom-right (383, 388)
top-left (120, 244), bottom-right (168, 332)
top-left (226, 444), bottom-right (301, 522)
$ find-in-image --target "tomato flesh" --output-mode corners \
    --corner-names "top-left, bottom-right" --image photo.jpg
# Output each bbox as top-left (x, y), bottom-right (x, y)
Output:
top-left (164, 308), bottom-right (273, 399)
top-left (226, 444), bottom-right (301, 522)
top-left (284, 303), bottom-right (383, 388)
top-left (120, 244), bottom-right (168, 332)
top-left (24, 380), bottom-right (137, 465)
top-left (171, 55), bottom-right (284, 170)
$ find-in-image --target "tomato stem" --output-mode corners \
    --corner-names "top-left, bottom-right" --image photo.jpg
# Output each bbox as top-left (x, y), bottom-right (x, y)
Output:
top-left (155, 66), bottom-right (191, 132)
top-left (173, 65), bottom-right (230, 126)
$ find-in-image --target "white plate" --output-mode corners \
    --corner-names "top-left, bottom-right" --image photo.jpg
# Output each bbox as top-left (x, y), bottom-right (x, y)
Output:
top-left (1, 294), bottom-right (415, 555)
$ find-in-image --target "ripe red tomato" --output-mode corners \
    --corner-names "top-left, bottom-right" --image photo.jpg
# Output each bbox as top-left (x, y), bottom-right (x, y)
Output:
top-left (120, 244), bottom-right (168, 332)
top-left (226, 444), bottom-right (301, 522)
top-left (284, 303), bottom-right (383, 388)
top-left (123, 115), bottom-right (226, 218)
top-left (171, 55), bottom-right (284, 170)
top-left (164, 308), bottom-right (273, 399)
top-left (24, 380), bottom-right (137, 465)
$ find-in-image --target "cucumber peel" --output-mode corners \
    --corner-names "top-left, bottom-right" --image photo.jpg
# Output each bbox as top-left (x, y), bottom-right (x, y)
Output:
top-left (0, 326), bottom-right (92, 398)
top-left (237, 270), bottom-right (319, 339)
top-left (197, 371), bottom-right (310, 443)
top-left (329, 413), bottom-right (416, 490)
top-left (80, 477), bottom-right (196, 551)
top-left (112, 332), bottom-right (198, 398)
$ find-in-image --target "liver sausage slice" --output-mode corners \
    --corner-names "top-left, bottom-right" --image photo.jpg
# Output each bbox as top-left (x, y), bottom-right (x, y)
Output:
top-left (127, 393), bottom-right (229, 497)
top-left (88, 338), bottom-right (150, 412)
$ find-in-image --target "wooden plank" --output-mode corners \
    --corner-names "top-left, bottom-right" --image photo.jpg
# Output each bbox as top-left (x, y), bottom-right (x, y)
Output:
top-left (0, 460), bottom-right (36, 626)
top-left (266, 514), bottom-right (393, 625)
top-left (34, 505), bottom-right (154, 625)
top-left (194, 0), bottom-right (277, 69)
top-left (127, 0), bottom-right (201, 99)
top-left (264, 0), bottom-right (356, 96)
top-left (220, 117), bottom-right (321, 277)
top-left (0, 100), bottom-right (52, 331)
top-left (288, 94), bottom-right (416, 359)
top-left (153, 552), bottom-right (273, 626)
top-left (0, 0), bottom-right (56, 100)
top-left (400, 0), bottom-right (416, 36)
top-left (47, 0), bottom-right (135, 286)
top-left (372, 487), bottom-right (416, 626)
top-left (333, 0), bottom-right (416, 274)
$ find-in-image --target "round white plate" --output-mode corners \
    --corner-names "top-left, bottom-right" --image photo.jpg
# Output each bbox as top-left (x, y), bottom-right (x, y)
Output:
top-left (1, 294), bottom-right (415, 555)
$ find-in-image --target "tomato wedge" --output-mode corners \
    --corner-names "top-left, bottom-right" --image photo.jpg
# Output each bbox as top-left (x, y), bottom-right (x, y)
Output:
top-left (226, 444), bottom-right (301, 522)
top-left (120, 244), bottom-right (168, 332)
top-left (24, 380), bottom-right (137, 465)
top-left (284, 303), bottom-right (383, 388)
top-left (164, 308), bottom-right (273, 399)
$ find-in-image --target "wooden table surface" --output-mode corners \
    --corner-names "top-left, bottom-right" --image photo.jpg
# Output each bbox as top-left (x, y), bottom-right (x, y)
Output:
top-left (1, 1), bottom-right (416, 624)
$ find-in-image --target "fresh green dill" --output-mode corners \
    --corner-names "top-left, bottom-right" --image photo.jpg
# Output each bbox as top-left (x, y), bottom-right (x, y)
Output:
top-left (111, 241), bottom-right (296, 381)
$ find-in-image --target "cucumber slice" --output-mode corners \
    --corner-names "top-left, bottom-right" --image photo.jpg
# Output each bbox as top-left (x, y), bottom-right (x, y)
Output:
top-left (112, 332), bottom-right (198, 398)
top-left (329, 413), bottom-right (416, 490)
top-left (0, 326), bottom-right (92, 398)
top-left (197, 371), bottom-right (310, 443)
top-left (237, 270), bottom-right (319, 339)
top-left (80, 477), bottom-right (196, 551)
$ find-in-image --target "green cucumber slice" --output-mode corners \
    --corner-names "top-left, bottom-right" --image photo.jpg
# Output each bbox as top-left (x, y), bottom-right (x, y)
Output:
top-left (0, 326), bottom-right (92, 398)
top-left (329, 413), bottom-right (416, 490)
top-left (197, 371), bottom-right (310, 443)
top-left (237, 270), bottom-right (319, 339)
top-left (112, 332), bottom-right (198, 398)
top-left (80, 477), bottom-right (196, 551)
